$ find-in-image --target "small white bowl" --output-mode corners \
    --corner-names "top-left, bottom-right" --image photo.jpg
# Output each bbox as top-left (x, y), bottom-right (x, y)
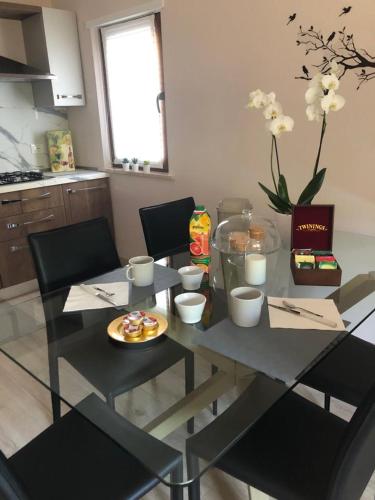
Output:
top-left (174, 292), bottom-right (206, 324)
top-left (178, 265), bottom-right (204, 290)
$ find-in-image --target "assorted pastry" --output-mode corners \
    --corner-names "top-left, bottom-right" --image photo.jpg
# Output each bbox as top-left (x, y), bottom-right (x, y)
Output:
top-left (122, 311), bottom-right (159, 340)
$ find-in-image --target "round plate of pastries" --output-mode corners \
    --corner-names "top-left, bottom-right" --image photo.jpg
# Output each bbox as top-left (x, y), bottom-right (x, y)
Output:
top-left (107, 311), bottom-right (168, 348)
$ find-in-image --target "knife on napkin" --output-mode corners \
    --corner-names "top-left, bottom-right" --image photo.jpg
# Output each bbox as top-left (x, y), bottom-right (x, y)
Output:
top-left (269, 304), bottom-right (338, 328)
top-left (79, 284), bottom-right (122, 309)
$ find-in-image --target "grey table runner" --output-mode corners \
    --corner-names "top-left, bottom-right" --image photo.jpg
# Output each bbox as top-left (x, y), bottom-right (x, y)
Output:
top-left (86, 264), bottom-right (181, 306)
top-left (194, 301), bottom-right (346, 384)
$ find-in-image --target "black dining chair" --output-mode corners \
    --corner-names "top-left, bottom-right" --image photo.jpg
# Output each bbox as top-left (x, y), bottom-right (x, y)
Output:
top-left (139, 197), bottom-right (196, 260)
top-left (0, 393), bottom-right (183, 500)
top-left (139, 198), bottom-right (218, 416)
top-left (28, 217), bottom-right (194, 432)
top-left (301, 334), bottom-right (375, 411)
top-left (187, 377), bottom-right (375, 500)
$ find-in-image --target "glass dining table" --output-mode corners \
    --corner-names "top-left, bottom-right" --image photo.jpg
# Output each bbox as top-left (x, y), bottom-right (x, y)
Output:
top-left (0, 230), bottom-right (374, 492)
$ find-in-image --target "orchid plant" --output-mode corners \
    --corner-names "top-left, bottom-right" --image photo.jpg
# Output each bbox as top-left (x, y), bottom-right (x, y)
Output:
top-left (247, 65), bottom-right (345, 214)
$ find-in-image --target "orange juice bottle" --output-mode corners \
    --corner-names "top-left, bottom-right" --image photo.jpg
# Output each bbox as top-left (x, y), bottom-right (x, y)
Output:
top-left (189, 205), bottom-right (211, 274)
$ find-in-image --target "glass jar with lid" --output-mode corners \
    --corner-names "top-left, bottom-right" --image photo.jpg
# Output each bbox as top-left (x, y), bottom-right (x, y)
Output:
top-left (211, 209), bottom-right (280, 294)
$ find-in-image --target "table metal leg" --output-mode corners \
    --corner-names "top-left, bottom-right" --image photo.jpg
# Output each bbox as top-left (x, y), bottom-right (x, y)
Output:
top-left (211, 365), bottom-right (218, 415)
top-left (144, 371), bottom-right (234, 440)
top-left (185, 352), bottom-right (195, 434)
top-left (187, 452), bottom-right (200, 500)
top-left (170, 460), bottom-right (184, 500)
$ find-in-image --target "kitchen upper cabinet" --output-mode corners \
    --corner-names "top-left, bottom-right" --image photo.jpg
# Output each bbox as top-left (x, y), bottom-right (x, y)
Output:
top-left (22, 7), bottom-right (85, 107)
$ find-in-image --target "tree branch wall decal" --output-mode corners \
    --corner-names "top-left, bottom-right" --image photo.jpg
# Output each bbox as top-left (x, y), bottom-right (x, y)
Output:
top-left (289, 6), bottom-right (375, 89)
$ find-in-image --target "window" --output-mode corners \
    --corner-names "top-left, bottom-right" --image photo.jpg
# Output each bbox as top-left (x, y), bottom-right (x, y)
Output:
top-left (101, 13), bottom-right (167, 171)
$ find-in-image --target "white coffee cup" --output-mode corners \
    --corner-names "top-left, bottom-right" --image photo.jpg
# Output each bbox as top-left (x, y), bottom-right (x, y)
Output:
top-left (126, 256), bottom-right (154, 287)
top-left (178, 266), bottom-right (204, 291)
top-left (174, 292), bottom-right (206, 324)
top-left (230, 287), bottom-right (264, 327)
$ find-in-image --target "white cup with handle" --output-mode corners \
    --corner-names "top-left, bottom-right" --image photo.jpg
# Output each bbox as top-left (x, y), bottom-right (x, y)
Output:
top-left (126, 256), bottom-right (154, 287)
top-left (230, 286), bottom-right (264, 327)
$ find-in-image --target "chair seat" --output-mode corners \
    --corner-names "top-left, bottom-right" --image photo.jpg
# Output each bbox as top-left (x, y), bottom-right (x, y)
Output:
top-left (301, 336), bottom-right (375, 407)
top-left (9, 409), bottom-right (159, 500)
top-left (215, 391), bottom-right (347, 500)
top-left (61, 329), bottom-right (187, 399)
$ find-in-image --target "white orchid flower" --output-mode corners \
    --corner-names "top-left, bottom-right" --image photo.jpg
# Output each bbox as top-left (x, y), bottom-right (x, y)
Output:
top-left (321, 90), bottom-right (346, 113)
top-left (321, 73), bottom-right (340, 91)
top-left (305, 86), bottom-right (324, 105)
top-left (306, 104), bottom-right (322, 121)
top-left (269, 115), bottom-right (294, 137)
top-left (247, 89), bottom-right (268, 109)
top-left (265, 92), bottom-right (276, 105)
top-left (308, 73), bottom-right (323, 89)
top-left (247, 89), bottom-right (276, 109)
top-left (263, 101), bottom-right (283, 119)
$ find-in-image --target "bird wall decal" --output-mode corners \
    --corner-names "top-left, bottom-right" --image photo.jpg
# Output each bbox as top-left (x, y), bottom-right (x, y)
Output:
top-left (327, 31), bottom-right (336, 43)
top-left (287, 13), bottom-right (297, 25)
top-left (302, 65), bottom-right (309, 77)
top-left (339, 6), bottom-right (352, 16)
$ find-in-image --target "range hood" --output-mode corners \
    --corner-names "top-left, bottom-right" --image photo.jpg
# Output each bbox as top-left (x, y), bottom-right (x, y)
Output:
top-left (0, 55), bottom-right (55, 82)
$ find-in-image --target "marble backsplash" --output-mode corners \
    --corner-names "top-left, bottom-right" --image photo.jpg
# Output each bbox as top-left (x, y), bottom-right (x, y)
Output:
top-left (0, 82), bottom-right (69, 172)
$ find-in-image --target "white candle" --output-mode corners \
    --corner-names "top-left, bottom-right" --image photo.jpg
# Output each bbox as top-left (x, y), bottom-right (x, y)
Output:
top-left (245, 254), bottom-right (267, 285)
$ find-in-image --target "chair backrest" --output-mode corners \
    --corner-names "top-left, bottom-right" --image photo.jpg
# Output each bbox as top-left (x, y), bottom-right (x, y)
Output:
top-left (328, 380), bottom-right (375, 500)
top-left (139, 197), bottom-right (195, 260)
top-left (28, 217), bottom-right (121, 294)
top-left (0, 451), bottom-right (29, 500)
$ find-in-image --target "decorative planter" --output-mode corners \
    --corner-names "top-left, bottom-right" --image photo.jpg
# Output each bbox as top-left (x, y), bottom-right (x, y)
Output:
top-left (122, 163), bottom-right (130, 171)
top-left (132, 164), bottom-right (139, 172)
top-left (143, 164), bottom-right (151, 174)
top-left (275, 212), bottom-right (292, 249)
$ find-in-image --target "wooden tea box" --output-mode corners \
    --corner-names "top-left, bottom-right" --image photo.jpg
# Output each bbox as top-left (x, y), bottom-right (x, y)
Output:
top-left (290, 205), bottom-right (342, 286)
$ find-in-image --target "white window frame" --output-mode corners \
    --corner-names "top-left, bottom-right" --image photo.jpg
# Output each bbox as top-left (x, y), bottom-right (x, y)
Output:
top-left (87, 0), bottom-right (167, 173)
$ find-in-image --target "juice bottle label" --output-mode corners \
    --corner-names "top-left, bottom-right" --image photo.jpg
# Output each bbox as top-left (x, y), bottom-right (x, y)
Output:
top-left (190, 207), bottom-right (211, 273)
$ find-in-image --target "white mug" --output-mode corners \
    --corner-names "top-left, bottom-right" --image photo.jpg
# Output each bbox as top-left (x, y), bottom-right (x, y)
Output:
top-left (126, 256), bottom-right (154, 287)
top-left (174, 292), bottom-right (206, 324)
top-left (230, 286), bottom-right (264, 327)
top-left (178, 266), bottom-right (204, 291)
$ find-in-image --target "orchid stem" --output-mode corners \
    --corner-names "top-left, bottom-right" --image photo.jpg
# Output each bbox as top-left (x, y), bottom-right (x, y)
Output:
top-left (313, 113), bottom-right (327, 177)
top-left (270, 135), bottom-right (278, 193)
top-left (274, 136), bottom-right (281, 177)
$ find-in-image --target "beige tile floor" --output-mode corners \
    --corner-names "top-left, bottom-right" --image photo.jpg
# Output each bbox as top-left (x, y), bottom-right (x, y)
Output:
top-left (0, 291), bottom-right (374, 499)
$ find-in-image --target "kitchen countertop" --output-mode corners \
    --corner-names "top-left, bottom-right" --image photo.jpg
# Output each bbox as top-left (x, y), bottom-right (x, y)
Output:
top-left (0, 169), bottom-right (109, 195)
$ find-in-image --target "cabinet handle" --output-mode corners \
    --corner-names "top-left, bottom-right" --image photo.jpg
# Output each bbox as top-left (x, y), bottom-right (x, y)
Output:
top-left (10, 244), bottom-right (29, 253)
top-left (21, 192), bottom-right (51, 202)
top-left (67, 186), bottom-right (105, 194)
top-left (57, 94), bottom-right (83, 99)
top-left (6, 214), bottom-right (55, 230)
top-left (1, 198), bottom-right (21, 205)
top-left (1, 192), bottom-right (51, 205)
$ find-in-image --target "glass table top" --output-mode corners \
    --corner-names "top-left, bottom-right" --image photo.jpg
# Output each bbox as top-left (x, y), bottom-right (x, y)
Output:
top-left (0, 230), bottom-right (374, 487)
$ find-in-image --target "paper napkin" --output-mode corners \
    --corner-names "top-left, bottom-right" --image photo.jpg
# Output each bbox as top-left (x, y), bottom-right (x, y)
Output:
top-left (63, 282), bottom-right (129, 312)
top-left (267, 297), bottom-right (345, 331)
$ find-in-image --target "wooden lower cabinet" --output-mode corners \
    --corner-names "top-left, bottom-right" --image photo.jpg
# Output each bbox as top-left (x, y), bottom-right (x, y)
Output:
top-left (0, 176), bottom-right (113, 288)
top-left (0, 206), bottom-right (66, 242)
top-left (62, 178), bottom-right (113, 227)
top-left (0, 238), bottom-right (36, 288)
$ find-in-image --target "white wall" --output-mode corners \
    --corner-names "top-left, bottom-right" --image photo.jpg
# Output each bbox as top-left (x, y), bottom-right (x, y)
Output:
top-left (52, 0), bottom-right (375, 259)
